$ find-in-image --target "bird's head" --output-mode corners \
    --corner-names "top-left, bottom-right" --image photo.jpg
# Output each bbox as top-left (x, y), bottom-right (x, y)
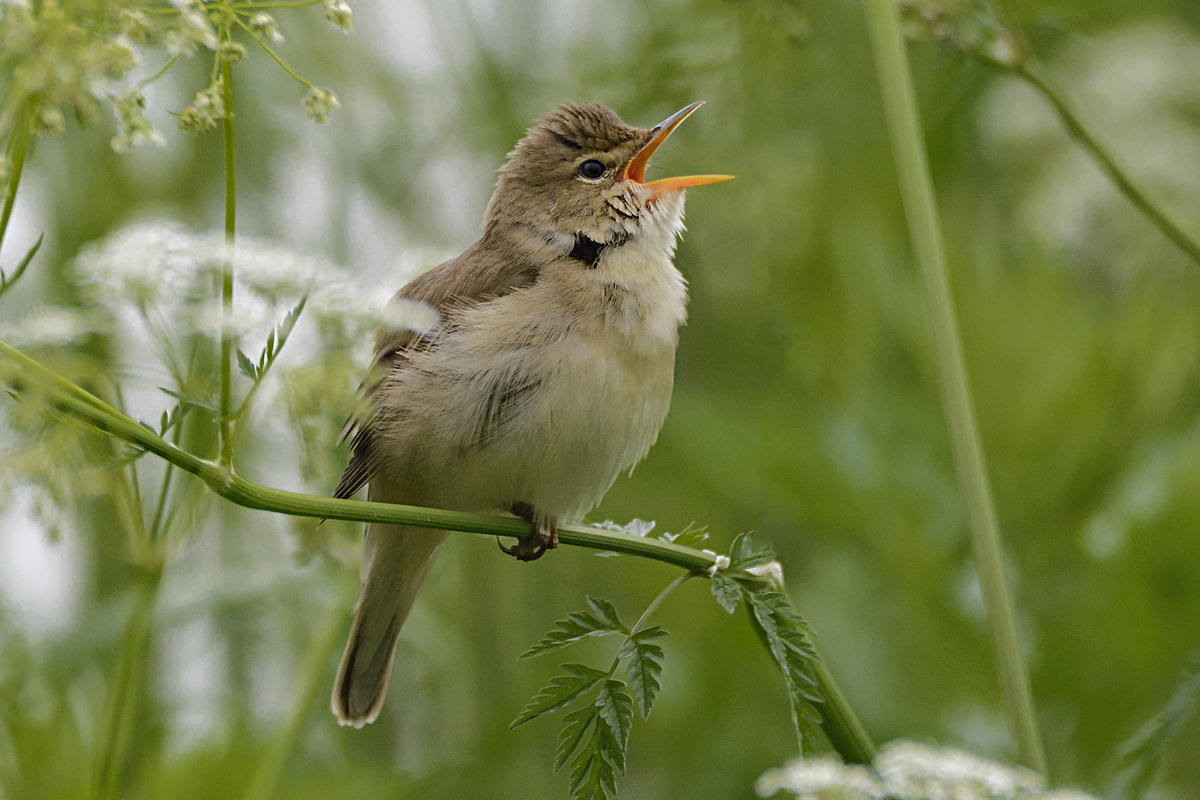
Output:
top-left (485, 102), bottom-right (731, 254)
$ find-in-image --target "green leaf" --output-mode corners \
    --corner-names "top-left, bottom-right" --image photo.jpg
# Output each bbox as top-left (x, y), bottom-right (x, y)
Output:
top-left (511, 663), bottom-right (607, 729)
top-left (586, 596), bottom-right (626, 632)
top-left (1117, 659), bottom-right (1200, 797)
top-left (594, 679), bottom-right (633, 763)
top-left (555, 705), bottom-right (596, 772)
top-left (521, 597), bottom-right (628, 659)
top-left (159, 387), bottom-right (221, 414)
top-left (746, 589), bottom-right (824, 752)
top-left (619, 628), bottom-right (666, 719)
top-left (564, 686), bottom-right (629, 799)
top-left (0, 233), bottom-right (43, 299)
top-left (711, 574), bottom-right (742, 614)
top-left (728, 532), bottom-right (775, 571)
top-left (236, 348), bottom-right (257, 380)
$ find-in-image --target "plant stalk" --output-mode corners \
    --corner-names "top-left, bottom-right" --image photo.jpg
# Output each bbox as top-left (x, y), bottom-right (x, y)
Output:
top-left (219, 60), bottom-right (237, 467)
top-left (863, 0), bottom-right (1047, 774)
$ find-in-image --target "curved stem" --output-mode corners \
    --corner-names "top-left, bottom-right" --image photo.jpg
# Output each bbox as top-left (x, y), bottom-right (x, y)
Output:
top-left (0, 336), bottom-right (716, 571)
top-left (999, 62), bottom-right (1200, 267)
top-left (863, 0), bottom-right (1047, 774)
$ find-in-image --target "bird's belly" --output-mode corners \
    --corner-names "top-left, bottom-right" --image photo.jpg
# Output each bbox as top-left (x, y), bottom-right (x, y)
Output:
top-left (393, 332), bottom-right (674, 520)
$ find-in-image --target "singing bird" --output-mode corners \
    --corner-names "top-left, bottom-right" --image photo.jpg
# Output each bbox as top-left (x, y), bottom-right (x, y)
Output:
top-left (331, 101), bottom-right (731, 727)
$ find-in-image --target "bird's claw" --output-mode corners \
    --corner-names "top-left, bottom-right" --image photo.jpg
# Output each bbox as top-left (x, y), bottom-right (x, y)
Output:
top-left (499, 502), bottom-right (558, 562)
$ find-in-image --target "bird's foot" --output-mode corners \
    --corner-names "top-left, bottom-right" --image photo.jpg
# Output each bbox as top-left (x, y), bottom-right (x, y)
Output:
top-left (497, 501), bottom-right (558, 562)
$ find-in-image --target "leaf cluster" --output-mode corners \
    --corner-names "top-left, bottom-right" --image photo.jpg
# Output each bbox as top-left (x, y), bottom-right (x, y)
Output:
top-left (512, 596), bottom-right (669, 800)
top-left (711, 534), bottom-right (824, 753)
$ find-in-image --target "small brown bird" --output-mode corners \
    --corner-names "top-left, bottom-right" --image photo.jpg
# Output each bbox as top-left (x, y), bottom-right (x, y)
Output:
top-left (331, 101), bottom-right (730, 727)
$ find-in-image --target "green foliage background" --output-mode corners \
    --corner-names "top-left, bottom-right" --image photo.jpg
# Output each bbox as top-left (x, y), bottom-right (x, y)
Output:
top-left (2, 0), bottom-right (1200, 798)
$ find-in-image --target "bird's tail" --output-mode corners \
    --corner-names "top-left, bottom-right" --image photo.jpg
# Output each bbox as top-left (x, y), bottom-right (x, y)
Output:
top-left (331, 523), bottom-right (448, 727)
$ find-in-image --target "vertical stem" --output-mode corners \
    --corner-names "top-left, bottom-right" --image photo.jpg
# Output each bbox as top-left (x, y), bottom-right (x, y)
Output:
top-left (219, 61), bottom-right (237, 467)
top-left (93, 562), bottom-right (165, 800)
top-left (0, 95), bottom-right (33, 255)
top-left (862, 0), bottom-right (1047, 775)
top-left (243, 590), bottom-right (350, 800)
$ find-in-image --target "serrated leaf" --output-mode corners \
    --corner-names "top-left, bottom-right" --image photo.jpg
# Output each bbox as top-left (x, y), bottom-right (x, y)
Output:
top-left (236, 348), bottom-right (257, 380)
top-left (586, 596), bottom-right (626, 632)
top-left (566, 694), bottom-right (625, 800)
top-left (746, 589), bottom-right (824, 753)
top-left (595, 679), bottom-right (633, 757)
top-left (556, 705), bottom-right (597, 772)
top-left (521, 597), bottom-right (628, 659)
top-left (665, 522), bottom-right (709, 548)
top-left (711, 574), bottom-right (742, 614)
top-left (568, 738), bottom-right (617, 800)
top-left (729, 532), bottom-right (776, 571)
top-left (619, 628), bottom-right (666, 720)
top-left (511, 663), bottom-right (607, 729)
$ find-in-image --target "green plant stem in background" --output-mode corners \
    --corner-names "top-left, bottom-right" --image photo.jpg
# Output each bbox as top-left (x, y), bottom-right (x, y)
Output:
top-left (0, 96), bottom-right (33, 254)
top-left (93, 562), bottom-right (165, 800)
top-left (992, 62), bottom-right (1200, 268)
top-left (0, 334), bottom-right (876, 765)
top-left (218, 60), bottom-right (237, 468)
top-left (862, 0), bottom-right (1047, 775)
top-left (244, 590), bottom-right (352, 800)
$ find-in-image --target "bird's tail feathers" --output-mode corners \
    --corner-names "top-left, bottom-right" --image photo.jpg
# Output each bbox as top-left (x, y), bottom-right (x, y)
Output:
top-left (331, 524), bottom-right (447, 727)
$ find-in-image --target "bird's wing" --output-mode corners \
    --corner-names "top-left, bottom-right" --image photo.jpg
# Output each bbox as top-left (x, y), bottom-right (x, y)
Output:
top-left (332, 241), bottom-right (542, 500)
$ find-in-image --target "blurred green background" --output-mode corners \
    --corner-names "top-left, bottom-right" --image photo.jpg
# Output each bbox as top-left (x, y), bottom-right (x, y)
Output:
top-left (3, 0), bottom-right (1200, 798)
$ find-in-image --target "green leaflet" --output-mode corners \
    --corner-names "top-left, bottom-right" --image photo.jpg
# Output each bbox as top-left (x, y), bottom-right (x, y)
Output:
top-left (520, 596), bottom-right (629, 659)
top-left (510, 663), bottom-right (608, 729)
top-left (618, 628), bottom-right (666, 720)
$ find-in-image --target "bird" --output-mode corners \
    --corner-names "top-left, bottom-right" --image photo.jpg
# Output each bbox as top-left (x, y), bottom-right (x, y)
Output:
top-left (330, 101), bottom-right (731, 727)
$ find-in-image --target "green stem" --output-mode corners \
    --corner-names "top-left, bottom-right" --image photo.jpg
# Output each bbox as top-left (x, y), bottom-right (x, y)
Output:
top-left (1006, 62), bottom-right (1200, 267)
top-left (0, 95), bottom-right (33, 256)
top-left (238, 20), bottom-right (315, 89)
top-left (93, 562), bottom-right (166, 800)
top-left (244, 586), bottom-right (351, 800)
top-left (813, 661), bottom-right (875, 765)
top-left (0, 336), bottom-right (715, 571)
top-left (863, 0), bottom-right (1046, 774)
top-left (1, 335), bottom-right (880, 765)
top-left (219, 60), bottom-right (237, 467)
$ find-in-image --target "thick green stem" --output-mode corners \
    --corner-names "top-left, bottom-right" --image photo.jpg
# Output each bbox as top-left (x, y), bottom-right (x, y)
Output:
top-left (0, 336), bottom-right (716, 570)
top-left (219, 61), bottom-right (237, 467)
top-left (863, 0), bottom-right (1046, 774)
top-left (0, 335), bottom-right (879, 765)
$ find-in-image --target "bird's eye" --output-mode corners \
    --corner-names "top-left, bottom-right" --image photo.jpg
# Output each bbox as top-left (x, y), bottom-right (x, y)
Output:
top-left (577, 159), bottom-right (607, 180)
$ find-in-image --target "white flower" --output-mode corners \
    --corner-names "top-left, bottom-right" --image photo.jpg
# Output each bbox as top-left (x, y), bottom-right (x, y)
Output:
top-left (323, 0), bottom-right (353, 33)
top-left (248, 13), bottom-right (284, 44)
top-left (302, 86), bottom-right (340, 124)
top-left (0, 306), bottom-right (106, 347)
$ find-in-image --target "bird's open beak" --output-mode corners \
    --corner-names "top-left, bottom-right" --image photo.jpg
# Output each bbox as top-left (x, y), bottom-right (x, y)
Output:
top-left (621, 101), bottom-right (734, 200)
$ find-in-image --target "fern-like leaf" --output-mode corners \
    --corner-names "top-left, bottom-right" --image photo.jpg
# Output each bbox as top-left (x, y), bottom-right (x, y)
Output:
top-left (555, 705), bottom-right (596, 772)
top-left (521, 596), bottom-right (628, 659)
top-left (746, 589), bottom-right (824, 752)
top-left (619, 628), bottom-right (666, 720)
top-left (711, 574), bottom-right (742, 614)
top-left (511, 663), bottom-right (607, 729)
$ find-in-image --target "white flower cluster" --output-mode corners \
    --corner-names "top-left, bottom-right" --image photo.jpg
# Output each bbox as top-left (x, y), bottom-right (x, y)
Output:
top-left (71, 221), bottom-right (441, 343)
top-left (756, 741), bottom-right (1099, 800)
